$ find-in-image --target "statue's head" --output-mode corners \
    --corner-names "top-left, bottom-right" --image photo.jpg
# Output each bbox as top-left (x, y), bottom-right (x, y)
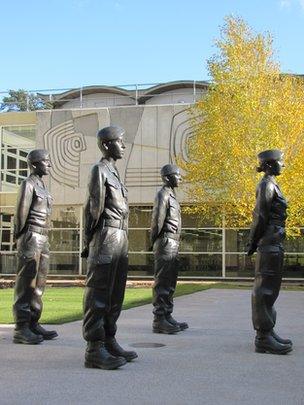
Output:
top-left (97, 126), bottom-right (126, 160)
top-left (161, 164), bottom-right (182, 188)
top-left (257, 149), bottom-right (284, 176)
top-left (27, 149), bottom-right (51, 177)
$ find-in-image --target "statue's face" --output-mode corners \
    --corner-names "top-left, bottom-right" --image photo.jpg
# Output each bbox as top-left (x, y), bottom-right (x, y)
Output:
top-left (167, 171), bottom-right (182, 188)
top-left (33, 155), bottom-right (52, 176)
top-left (271, 159), bottom-right (284, 176)
top-left (106, 136), bottom-right (126, 160)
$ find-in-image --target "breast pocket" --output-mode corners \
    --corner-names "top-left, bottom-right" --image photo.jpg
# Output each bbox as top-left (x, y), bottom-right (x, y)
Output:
top-left (35, 189), bottom-right (46, 201)
top-left (107, 178), bottom-right (120, 191)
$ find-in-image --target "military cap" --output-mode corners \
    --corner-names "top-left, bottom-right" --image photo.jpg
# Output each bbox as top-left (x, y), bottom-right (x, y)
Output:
top-left (97, 126), bottom-right (125, 142)
top-left (258, 149), bottom-right (283, 163)
top-left (161, 164), bottom-right (180, 176)
top-left (27, 149), bottom-right (49, 164)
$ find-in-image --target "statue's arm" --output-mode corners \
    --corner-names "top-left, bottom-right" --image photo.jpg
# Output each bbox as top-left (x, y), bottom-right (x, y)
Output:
top-left (150, 190), bottom-right (168, 246)
top-left (88, 165), bottom-right (105, 229)
top-left (247, 181), bottom-right (274, 255)
top-left (82, 165), bottom-right (105, 256)
top-left (14, 180), bottom-right (34, 239)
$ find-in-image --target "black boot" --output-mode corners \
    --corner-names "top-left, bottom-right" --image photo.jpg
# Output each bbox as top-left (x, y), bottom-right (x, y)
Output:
top-left (153, 316), bottom-right (181, 334)
top-left (85, 341), bottom-right (127, 370)
top-left (166, 314), bottom-right (189, 330)
top-left (270, 329), bottom-right (293, 346)
top-left (13, 324), bottom-right (43, 345)
top-left (105, 338), bottom-right (138, 362)
top-left (255, 332), bottom-right (292, 354)
top-left (30, 323), bottom-right (58, 340)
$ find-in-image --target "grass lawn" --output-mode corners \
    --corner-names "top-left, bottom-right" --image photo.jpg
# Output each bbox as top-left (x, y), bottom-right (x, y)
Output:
top-left (1, 282), bottom-right (302, 325)
top-left (0, 283), bottom-right (213, 324)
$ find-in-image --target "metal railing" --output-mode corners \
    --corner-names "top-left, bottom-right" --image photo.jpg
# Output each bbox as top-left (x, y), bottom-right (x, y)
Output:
top-left (0, 81), bottom-right (209, 111)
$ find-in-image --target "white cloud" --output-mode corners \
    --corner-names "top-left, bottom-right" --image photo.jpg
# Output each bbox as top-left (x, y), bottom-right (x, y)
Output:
top-left (297, 0), bottom-right (304, 10)
top-left (279, 0), bottom-right (291, 8)
top-left (114, 1), bottom-right (124, 12)
top-left (72, 0), bottom-right (91, 10)
top-left (279, 0), bottom-right (304, 12)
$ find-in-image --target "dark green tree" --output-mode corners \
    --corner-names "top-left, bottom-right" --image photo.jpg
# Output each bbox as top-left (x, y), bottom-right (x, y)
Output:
top-left (0, 89), bottom-right (48, 111)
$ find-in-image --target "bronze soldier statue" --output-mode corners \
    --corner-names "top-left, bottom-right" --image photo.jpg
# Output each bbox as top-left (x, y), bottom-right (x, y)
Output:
top-left (82, 125), bottom-right (137, 370)
top-left (151, 164), bottom-right (188, 334)
top-left (248, 149), bottom-right (292, 354)
top-left (13, 149), bottom-right (58, 344)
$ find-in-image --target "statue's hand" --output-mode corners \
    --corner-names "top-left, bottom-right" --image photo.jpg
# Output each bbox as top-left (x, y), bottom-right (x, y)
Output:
top-left (81, 246), bottom-right (89, 258)
top-left (247, 243), bottom-right (257, 257)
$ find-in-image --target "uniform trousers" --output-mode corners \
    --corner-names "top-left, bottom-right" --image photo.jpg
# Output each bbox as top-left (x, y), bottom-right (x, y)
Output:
top-left (13, 229), bottom-right (49, 326)
top-left (252, 248), bottom-right (284, 332)
top-left (152, 235), bottom-right (179, 317)
top-left (83, 226), bottom-right (128, 342)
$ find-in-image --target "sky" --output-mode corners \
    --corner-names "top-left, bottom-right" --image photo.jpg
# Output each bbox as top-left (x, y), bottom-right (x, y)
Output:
top-left (0, 0), bottom-right (304, 93)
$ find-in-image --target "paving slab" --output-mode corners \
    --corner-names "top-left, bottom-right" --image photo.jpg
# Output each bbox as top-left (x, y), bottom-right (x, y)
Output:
top-left (0, 289), bottom-right (303, 405)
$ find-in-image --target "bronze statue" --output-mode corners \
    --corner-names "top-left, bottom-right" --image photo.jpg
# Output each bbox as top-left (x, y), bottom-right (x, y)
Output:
top-left (82, 126), bottom-right (137, 370)
top-left (13, 149), bottom-right (58, 344)
top-left (151, 164), bottom-right (188, 334)
top-left (248, 149), bottom-right (292, 354)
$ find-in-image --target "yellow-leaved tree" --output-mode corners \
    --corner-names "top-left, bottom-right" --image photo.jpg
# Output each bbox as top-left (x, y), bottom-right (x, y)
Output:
top-left (182, 16), bottom-right (304, 231)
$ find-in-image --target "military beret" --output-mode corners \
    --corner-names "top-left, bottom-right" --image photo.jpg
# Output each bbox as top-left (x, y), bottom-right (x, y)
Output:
top-left (161, 164), bottom-right (180, 176)
top-left (27, 149), bottom-right (49, 164)
top-left (258, 149), bottom-right (283, 163)
top-left (97, 126), bottom-right (125, 142)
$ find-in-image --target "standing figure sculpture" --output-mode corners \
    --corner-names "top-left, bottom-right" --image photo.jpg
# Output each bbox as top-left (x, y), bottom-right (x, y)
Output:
top-left (13, 149), bottom-right (58, 344)
top-left (151, 164), bottom-right (188, 334)
top-left (247, 150), bottom-right (292, 354)
top-left (82, 126), bottom-right (137, 370)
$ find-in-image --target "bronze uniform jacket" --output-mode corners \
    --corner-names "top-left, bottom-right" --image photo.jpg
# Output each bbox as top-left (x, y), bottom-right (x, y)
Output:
top-left (150, 185), bottom-right (181, 246)
top-left (83, 158), bottom-right (128, 247)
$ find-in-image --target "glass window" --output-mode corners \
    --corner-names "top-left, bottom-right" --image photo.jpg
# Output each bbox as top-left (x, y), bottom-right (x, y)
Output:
top-left (7, 156), bottom-right (16, 170)
top-left (49, 253), bottom-right (79, 275)
top-left (182, 208), bottom-right (217, 227)
top-left (225, 254), bottom-right (255, 277)
top-left (225, 229), bottom-right (250, 253)
top-left (19, 160), bottom-right (27, 169)
top-left (178, 254), bottom-right (222, 277)
top-left (0, 252), bottom-right (17, 274)
top-left (0, 125), bottom-right (35, 192)
top-left (129, 252), bottom-right (154, 275)
top-left (283, 254), bottom-right (304, 278)
top-left (129, 229), bottom-right (150, 252)
top-left (129, 206), bottom-right (152, 228)
top-left (180, 229), bottom-right (222, 252)
top-left (225, 253), bottom-right (304, 278)
top-left (51, 206), bottom-right (81, 228)
top-left (49, 229), bottom-right (80, 251)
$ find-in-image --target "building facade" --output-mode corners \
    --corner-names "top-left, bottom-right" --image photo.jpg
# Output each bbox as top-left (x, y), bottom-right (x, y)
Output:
top-left (1, 82), bottom-right (304, 279)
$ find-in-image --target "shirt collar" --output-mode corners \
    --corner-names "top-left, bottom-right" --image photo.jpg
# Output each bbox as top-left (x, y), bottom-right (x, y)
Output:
top-left (163, 185), bottom-right (175, 198)
top-left (30, 173), bottom-right (45, 188)
top-left (102, 158), bottom-right (120, 179)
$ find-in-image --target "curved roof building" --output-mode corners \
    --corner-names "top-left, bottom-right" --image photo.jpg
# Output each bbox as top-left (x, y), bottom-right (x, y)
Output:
top-left (38, 80), bottom-right (209, 109)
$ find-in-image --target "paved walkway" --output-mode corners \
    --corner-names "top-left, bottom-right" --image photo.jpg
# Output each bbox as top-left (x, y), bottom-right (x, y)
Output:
top-left (0, 289), bottom-right (303, 405)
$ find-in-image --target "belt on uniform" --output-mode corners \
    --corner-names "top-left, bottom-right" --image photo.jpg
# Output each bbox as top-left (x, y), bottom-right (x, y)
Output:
top-left (162, 232), bottom-right (180, 241)
top-left (103, 218), bottom-right (128, 231)
top-left (26, 224), bottom-right (49, 236)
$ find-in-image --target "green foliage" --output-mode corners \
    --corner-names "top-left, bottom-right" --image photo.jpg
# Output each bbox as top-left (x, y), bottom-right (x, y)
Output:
top-left (1, 89), bottom-right (48, 111)
top-left (182, 16), bottom-right (304, 231)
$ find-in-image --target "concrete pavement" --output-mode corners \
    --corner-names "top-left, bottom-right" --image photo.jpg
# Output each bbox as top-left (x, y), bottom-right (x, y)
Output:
top-left (0, 289), bottom-right (303, 405)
